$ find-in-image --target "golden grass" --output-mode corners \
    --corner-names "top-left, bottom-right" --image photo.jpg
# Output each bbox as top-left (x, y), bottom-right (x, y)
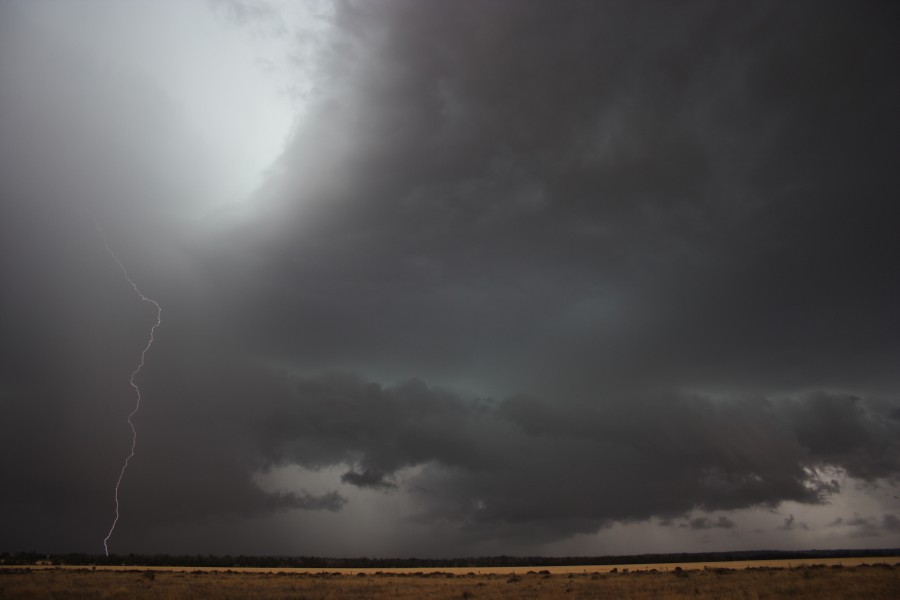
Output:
top-left (1, 561), bottom-right (898, 599)
top-left (4, 554), bottom-right (894, 574)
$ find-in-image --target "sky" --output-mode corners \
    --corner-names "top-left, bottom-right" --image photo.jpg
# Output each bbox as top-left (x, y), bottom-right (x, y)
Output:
top-left (1, 0), bottom-right (899, 558)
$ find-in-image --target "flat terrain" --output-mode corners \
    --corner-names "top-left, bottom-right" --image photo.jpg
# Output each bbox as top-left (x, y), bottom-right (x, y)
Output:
top-left (2, 560), bottom-right (898, 599)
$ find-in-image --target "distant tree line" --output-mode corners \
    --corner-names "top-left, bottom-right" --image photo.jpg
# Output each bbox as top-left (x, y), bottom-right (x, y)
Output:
top-left (2, 548), bottom-right (898, 568)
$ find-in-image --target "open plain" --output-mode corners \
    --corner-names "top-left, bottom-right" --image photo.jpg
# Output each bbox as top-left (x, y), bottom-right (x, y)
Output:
top-left (2, 559), bottom-right (898, 599)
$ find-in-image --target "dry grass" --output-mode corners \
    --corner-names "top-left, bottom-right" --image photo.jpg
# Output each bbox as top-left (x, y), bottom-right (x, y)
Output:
top-left (1, 561), bottom-right (898, 599)
top-left (4, 554), bottom-right (891, 574)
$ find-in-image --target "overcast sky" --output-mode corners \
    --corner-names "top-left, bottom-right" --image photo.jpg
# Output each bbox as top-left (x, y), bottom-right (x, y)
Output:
top-left (1, 0), bottom-right (899, 557)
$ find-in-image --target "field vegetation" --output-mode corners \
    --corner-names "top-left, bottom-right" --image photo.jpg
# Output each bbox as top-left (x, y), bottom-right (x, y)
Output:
top-left (2, 561), bottom-right (898, 599)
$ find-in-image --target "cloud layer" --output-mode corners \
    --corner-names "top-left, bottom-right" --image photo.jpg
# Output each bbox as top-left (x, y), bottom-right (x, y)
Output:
top-left (1, 0), bottom-right (899, 555)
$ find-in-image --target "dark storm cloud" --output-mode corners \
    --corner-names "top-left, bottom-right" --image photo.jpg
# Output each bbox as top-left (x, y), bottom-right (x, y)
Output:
top-left (340, 469), bottom-right (397, 490)
top-left (223, 0), bottom-right (900, 398)
top-left (3, 0), bottom-right (900, 554)
top-left (785, 393), bottom-right (900, 480)
top-left (258, 374), bottom-right (897, 542)
top-left (209, 0), bottom-right (898, 547)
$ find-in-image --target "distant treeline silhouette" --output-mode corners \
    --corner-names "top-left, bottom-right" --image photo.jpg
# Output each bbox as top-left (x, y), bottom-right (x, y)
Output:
top-left (3, 548), bottom-right (898, 568)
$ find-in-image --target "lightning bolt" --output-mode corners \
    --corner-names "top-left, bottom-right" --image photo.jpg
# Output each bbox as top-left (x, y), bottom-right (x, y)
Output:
top-left (91, 215), bottom-right (161, 556)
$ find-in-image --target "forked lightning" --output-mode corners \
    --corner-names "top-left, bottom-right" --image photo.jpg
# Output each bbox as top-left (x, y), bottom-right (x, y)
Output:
top-left (92, 215), bottom-right (161, 556)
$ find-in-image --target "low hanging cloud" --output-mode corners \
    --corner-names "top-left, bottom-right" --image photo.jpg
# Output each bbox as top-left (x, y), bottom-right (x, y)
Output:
top-left (340, 469), bottom-right (398, 490)
top-left (779, 515), bottom-right (809, 532)
top-left (257, 372), bottom-right (899, 542)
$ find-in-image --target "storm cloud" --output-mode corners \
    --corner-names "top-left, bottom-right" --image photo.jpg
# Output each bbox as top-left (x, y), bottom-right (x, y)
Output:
top-left (257, 375), bottom-right (896, 540)
top-left (1, 0), bottom-right (899, 555)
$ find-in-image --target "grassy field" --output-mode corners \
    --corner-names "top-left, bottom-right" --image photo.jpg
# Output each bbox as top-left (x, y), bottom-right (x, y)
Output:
top-left (2, 560), bottom-right (898, 599)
